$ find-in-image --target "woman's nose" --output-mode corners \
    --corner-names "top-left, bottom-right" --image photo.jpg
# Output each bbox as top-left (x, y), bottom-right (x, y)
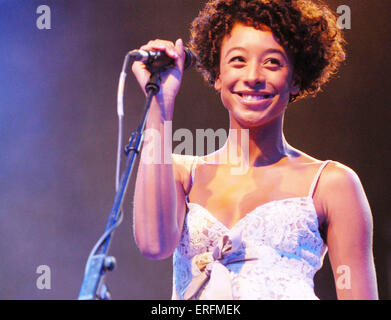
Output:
top-left (244, 62), bottom-right (265, 87)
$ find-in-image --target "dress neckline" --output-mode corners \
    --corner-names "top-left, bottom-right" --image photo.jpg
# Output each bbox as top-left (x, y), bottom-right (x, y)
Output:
top-left (186, 195), bottom-right (318, 232)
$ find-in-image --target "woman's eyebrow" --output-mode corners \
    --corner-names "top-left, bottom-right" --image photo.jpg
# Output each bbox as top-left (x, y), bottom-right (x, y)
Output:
top-left (224, 46), bottom-right (287, 60)
top-left (263, 48), bottom-right (286, 57)
top-left (224, 46), bottom-right (247, 58)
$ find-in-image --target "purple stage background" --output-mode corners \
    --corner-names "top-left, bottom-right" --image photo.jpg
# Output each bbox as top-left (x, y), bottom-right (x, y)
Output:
top-left (0, 0), bottom-right (390, 299)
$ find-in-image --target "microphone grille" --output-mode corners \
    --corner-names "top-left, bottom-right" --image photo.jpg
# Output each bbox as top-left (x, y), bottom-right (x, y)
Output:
top-left (183, 47), bottom-right (197, 70)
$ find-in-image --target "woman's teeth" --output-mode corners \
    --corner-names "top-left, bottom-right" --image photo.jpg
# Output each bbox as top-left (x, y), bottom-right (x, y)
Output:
top-left (240, 94), bottom-right (274, 101)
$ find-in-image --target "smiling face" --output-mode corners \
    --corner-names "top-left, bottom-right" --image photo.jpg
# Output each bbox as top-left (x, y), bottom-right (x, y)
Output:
top-left (214, 23), bottom-right (299, 129)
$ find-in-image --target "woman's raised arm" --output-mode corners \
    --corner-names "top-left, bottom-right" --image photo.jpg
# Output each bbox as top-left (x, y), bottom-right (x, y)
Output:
top-left (132, 39), bottom-right (188, 259)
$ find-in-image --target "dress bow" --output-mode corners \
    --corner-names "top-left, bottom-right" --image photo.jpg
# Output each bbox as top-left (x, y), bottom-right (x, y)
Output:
top-left (183, 231), bottom-right (255, 300)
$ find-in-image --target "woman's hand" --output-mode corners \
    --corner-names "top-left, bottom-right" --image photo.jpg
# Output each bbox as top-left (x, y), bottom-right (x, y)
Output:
top-left (131, 38), bottom-right (186, 119)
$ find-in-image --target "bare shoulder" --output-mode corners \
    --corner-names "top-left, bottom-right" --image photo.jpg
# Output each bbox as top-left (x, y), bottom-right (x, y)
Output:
top-left (317, 160), bottom-right (372, 227)
top-left (288, 145), bottom-right (361, 186)
top-left (285, 146), bottom-right (323, 167)
top-left (319, 161), bottom-right (363, 194)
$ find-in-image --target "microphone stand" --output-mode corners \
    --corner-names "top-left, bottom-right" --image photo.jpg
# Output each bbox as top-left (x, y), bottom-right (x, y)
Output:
top-left (78, 55), bottom-right (162, 300)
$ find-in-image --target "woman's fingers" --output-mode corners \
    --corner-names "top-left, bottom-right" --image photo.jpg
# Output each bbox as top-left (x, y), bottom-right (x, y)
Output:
top-left (140, 39), bottom-right (178, 60)
top-left (174, 38), bottom-right (185, 71)
top-left (131, 38), bottom-right (186, 98)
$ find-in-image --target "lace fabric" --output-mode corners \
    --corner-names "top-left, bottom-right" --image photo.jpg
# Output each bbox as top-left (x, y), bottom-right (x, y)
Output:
top-left (172, 159), bottom-right (330, 300)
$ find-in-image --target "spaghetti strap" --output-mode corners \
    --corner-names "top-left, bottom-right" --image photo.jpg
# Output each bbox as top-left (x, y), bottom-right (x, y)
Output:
top-left (190, 156), bottom-right (200, 186)
top-left (308, 160), bottom-right (332, 198)
top-left (186, 156), bottom-right (200, 203)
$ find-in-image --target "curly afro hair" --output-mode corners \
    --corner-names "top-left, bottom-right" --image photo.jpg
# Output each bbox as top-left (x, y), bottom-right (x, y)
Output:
top-left (189, 0), bottom-right (346, 102)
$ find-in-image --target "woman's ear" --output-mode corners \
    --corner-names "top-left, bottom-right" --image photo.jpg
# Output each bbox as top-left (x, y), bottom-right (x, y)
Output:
top-left (290, 74), bottom-right (300, 96)
top-left (214, 75), bottom-right (222, 91)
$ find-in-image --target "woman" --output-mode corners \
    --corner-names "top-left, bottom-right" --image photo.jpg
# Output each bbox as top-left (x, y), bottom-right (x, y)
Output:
top-left (132, 0), bottom-right (378, 299)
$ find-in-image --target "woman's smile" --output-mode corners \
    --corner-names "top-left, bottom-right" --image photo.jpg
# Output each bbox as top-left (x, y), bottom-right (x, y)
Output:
top-left (234, 90), bottom-right (276, 108)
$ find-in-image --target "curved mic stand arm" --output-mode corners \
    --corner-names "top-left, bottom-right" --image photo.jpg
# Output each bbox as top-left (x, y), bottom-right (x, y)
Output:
top-left (77, 54), bottom-right (161, 300)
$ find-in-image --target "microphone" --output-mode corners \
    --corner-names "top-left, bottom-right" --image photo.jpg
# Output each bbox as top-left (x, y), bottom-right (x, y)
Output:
top-left (127, 47), bottom-right (196, 71)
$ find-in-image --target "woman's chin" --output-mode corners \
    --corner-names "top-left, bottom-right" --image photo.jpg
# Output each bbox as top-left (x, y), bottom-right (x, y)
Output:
top-left (231, 113), bottom-right (272, 129)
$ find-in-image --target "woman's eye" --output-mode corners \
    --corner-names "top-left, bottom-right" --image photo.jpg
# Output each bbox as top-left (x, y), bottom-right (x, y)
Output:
top-left (266, 58), bottom-right (282, 66)
top-left (230, 56), bottom-right (245, 63)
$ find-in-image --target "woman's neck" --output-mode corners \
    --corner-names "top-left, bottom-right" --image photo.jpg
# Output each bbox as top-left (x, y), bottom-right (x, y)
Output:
top-left (222, 113), bottom-right (293, 167)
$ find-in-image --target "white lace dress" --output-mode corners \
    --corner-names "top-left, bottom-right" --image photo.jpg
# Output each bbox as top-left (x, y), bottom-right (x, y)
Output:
top-left (171, 159), bottom-right (329, 300)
